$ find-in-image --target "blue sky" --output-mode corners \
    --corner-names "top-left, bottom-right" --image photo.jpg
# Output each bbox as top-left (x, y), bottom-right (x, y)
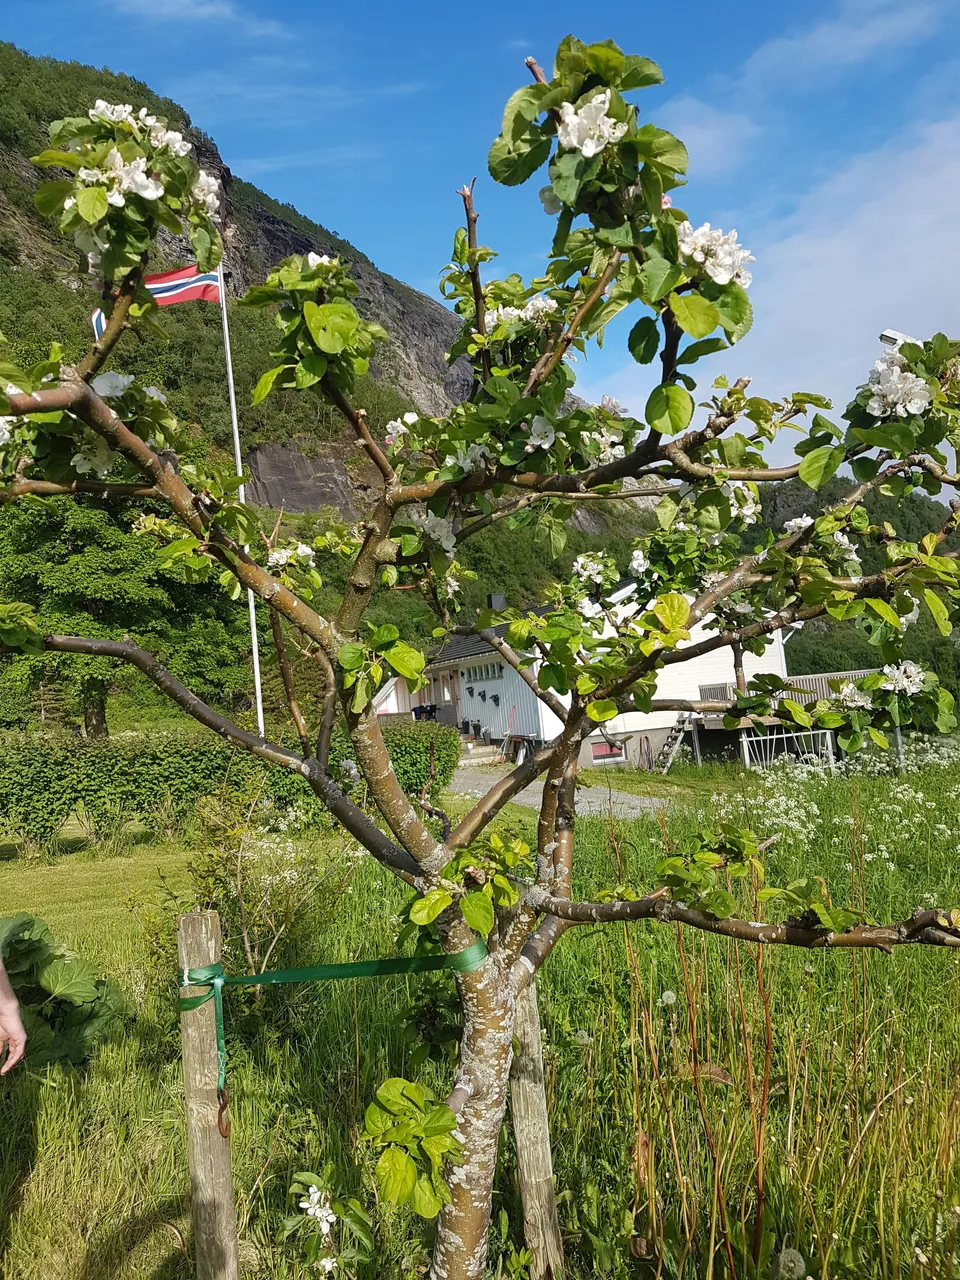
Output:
top-left (6, 0), bottom-right (960, 422)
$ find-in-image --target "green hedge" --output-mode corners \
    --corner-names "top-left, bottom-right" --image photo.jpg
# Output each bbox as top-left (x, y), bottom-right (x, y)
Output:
top-left (0, 721), bottom-right (461, 846)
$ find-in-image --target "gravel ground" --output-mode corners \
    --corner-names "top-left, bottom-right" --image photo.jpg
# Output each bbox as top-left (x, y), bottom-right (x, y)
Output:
top-left (449, 765), bottom-right (667, 817)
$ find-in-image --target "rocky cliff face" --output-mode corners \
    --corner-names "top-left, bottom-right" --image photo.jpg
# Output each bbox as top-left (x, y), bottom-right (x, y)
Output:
top-left (0, 42), bottom-right (471, 513)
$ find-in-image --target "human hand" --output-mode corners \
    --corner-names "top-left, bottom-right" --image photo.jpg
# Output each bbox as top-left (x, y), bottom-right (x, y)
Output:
top-left (0, 1000), bottom-right (26, 1074)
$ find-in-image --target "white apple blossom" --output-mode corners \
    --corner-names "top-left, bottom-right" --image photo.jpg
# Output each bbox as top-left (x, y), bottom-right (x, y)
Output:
top-left (306, 252), bottom-right (334, 268)
top-left (630, 547), bottom-right (649, 577)
top-left (578, 597), bottom-right (604, 619)
top-left (384, 412), bottom-right (418, 446)
top-left (89, 99), bottom-right (135, 126)
top-left (268, 548), bottom-right (294, 569)
top-left (832, 530), bottom-right (858, 557)
top-left (600, 395), bottom-right (624, 417)
top-left (525, 416), bottom-right (556, 453)
top-left (191, 170), bottom-right (220, 218)
top-left (91, 371), bottom-right (135, 398)
top-left (0, 418), bottom-right (14, 446)
top-left (880, 660), bottom-right (925, 695)
top-left (899, 592), bottom-right (920, 631)
top-left (572, 553), bottom-right (607, 585)
top-left (445, 442), bottom-right (491, 474)
top-left (539, 185), bottom-right (563, 214)
top-left (592, 428), bottom-right (625, 464)
top-left (557, 89), bottom-right (627, 159)
top-left (838, 682), bottom-right (873, 711)
top-left (521, 294), bottom-right (559, 328)
top-left (784, 514), bottom-right (814, 534)
top-left (71, 436), bottom-right (117, 477)
top-left (865, 350), bottom-right (932, 419)
top-left (723, 479), bottom-right (760, 524)
top-left (410, 507), bottom-right (457, 555)
top-left (295, 542), bottom-right (316, 563)
top-left (483, 304), bottom-right (524, 334)
top-left (148, 124), bottom-right (192, 156)
top-left (144, 386), bottom-right (167, 403)
top-left (677, 221), bottom-right (754, 288)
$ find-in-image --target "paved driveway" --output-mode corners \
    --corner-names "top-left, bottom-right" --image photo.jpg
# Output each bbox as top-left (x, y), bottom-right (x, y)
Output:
top-left (449, 765), bottom-right (666, 818)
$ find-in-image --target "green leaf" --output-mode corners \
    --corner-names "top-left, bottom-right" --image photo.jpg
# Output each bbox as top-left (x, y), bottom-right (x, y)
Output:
top-left (409, 889), bottom-right (453, 925)
top-left (866, 598), bottom-right (902, 630)
top-left (780, 697), bottom-right (813, 728)
top-left (303, 301), bottom-right (359, 354)
top-left (384, 641), bottom-right (425, 683)
top-left (627, 316), bottom-right (660, 365)
top-left (653, 593), bottom-right (690, 631)
top-left (338, 642), bottom-right (365, 671)
top-left (37, 956), bottom-right (99, 1006)
top-left (251, 365), bottom-right (287, 405)
top-left (409, 1172), bottom-right (443, 1219)
top-left (375, 1147), bottom-right (417, 1206)
top-left (867, 725), bottom-right (889, 749)
top-left (369, 624), bottom-right (401, 651)
top-left (488, 99), bottom-right (551, 188)
top-left (923, 588), bottom-right (953, 636)
top-left (645, 383), bottom-right (693, 436)
top-left (798, 444), bottom-right (846, 491)
top-left (667, 291), bottom-right (719, 340)
top-left (619, 55), bottom-right (664, 90)
top-left (702, 280), bottom-right (753, 343)
top-left (677, 337), bottom-right (727, 365)
top-left (461, 891), bottom-right (495, 936)
top-left (34, 180), bottom-right (75, 217)
top-left (75, 186), bottom-right (108, 224)
top-left (587, 699), bottom-right (619, 723)
top-left (638, 257), bottom-right (683, 304)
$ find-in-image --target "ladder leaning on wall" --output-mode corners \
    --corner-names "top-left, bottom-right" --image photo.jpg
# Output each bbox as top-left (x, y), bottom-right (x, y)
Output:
top-left (654, 713), bottom-right (692, 774)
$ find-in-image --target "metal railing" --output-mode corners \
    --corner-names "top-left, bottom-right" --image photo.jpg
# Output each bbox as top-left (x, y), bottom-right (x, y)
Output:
top-left (699, 669), bottom-right (879, 706)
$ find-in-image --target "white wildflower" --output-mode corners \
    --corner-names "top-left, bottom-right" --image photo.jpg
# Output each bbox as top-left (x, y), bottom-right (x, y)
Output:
top-left (659, 989), bottom-right (677, 1007)
top-left (865, 350), bottom-right (931, 419)
top-left (521, 294), bottom-right (559, 328)
top-left (677, 221), bottom-right (754, 288)
top-left (838, 682), bottom-right (872, 711)
top-left (880, 660), bottom-right (925, 695)
top-left (525, 415), bottom-right (556, 453)
top-left (191, 169), bottom-right (220, 217)
top-left (318, 1259), bottom-right (337, 1274)
top-left (91, 371), bottom-right (135, 399)
top-left (557, 89), bottom-right (627, 158)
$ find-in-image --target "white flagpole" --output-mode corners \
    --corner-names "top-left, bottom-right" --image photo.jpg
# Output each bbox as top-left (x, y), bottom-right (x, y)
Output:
top-left (218, 258), bottom-right (266, 737)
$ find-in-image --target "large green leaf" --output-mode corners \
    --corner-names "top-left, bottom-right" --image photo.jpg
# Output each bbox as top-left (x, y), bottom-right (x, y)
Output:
top-left (586, 698), bottom-right (619, 723)
top-left (627, 316), bottom-right (660, 364)
top-left (460, 891), bottom-right (495, 936)
top-left (384, 641), bottom-right (425, 683)
top-left (668, 291), bottom-right (719, 340)
top-left (34, 180), bottom-right (75, 217)
top-left (409, 889), bottom-right (453, 925)
top-left (638, 257), bottom-right (683, 304)
top-left (702, 280), bottom-right (753, 343)
top-left (409, 1172), bottom-right (443, 1219)
top-left (645, 383), bottom-right (693, 436)
top-left (375, 1147), bottom-right (417, 1205)
top-left (653, 593), bottom-right (690, 631)
top-left (75, 186), bottom-right (108, 224)
top-left (924, 588), bottom-right (953, 637)
top-left (798, 444), bottom-right (846, 491)
top-left (37, 956), bottom-right (99, 1006)
top-left (251, 365), bottom-right (287, 405)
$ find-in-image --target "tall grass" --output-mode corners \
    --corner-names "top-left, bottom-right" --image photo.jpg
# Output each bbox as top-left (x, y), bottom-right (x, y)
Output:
top-left (1, 761), bottom-right (959, 1277)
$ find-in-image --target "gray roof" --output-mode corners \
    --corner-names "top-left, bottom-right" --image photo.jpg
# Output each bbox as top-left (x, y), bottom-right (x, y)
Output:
top-left (425, 623), bottom-right (511, 669)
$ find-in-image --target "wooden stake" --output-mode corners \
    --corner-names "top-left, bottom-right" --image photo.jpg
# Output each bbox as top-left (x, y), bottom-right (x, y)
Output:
top-left (510, 980), bottom-right (564, 1279)
top-left (178, 911), bottom-right (240, 1280)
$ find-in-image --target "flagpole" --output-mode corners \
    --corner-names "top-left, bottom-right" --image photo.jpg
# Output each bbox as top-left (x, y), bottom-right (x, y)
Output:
top-left (218, 258), bottom-right (266, 738)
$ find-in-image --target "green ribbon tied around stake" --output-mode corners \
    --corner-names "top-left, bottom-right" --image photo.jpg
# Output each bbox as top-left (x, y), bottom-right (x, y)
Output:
top-left (178, 939), bottom-right (489, 1105)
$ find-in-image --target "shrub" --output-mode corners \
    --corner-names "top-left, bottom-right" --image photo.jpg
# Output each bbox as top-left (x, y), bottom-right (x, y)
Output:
top-left (0, 721), bottom-right (460, 848)
top-left (0, 913), bottom-right (123, 1065)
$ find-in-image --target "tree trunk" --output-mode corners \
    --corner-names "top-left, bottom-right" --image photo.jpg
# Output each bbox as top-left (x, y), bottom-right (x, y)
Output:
top-left (431, 965), bottom-right (515, 1280)
top-left (83, 682), bottom-right (109, 738)
top-left (510, 979), bottom-right (564, 1279)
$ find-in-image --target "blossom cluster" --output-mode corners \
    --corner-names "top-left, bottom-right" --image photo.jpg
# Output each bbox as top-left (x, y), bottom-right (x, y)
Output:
top-left (880, 660), bottom-right (925, 695)
top-left (677, 221), bottom-right (754, 288)
top-left (384, 411), bottom-right (419, 447)
top-left (865, 350), bottom-right (932, 420)
top-left (483, 294), bottom-right (559, 333)
top-left (409, 506), bottom-right (457, 555)
top-left (268, 542), bottom-right (316, 570)
top-left (556, 89), bottom-right (627, 158)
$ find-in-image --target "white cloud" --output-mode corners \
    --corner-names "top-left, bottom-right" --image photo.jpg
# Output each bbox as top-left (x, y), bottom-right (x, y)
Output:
top-left (117, 0), bottom-right (288, 39)
top-left (234, 145), bottom-right (381, 176)
top-left (579, 116), bottom-right (960, 443)
top-left (739, 0), bottom-right (942, 89)
top-left (172, 70), bottom-right (422, 123)
top-left (657, 97), bottom-right (760, 177)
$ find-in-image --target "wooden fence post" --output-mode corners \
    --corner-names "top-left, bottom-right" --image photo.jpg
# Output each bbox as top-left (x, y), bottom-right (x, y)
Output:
top-left (510, 979), bottom-right (565, 1279)
top-left (178, 911), bottom-right (240, 1280)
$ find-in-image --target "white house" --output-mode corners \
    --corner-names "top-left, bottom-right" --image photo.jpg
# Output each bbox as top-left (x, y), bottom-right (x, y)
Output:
top-left (375, 611), bottom-right (790, 769)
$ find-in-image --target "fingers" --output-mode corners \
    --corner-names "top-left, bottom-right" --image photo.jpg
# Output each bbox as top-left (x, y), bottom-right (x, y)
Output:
top-left (0, 1027), bottom-right (26, 1075)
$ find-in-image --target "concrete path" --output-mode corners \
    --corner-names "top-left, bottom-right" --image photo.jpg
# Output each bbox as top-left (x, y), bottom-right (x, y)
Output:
top-left (449, 765), bottom-right (667, 817)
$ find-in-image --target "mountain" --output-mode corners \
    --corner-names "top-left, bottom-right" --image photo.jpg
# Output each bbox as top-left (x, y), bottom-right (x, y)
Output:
top-left (0, 41), bottom-right (471, 512)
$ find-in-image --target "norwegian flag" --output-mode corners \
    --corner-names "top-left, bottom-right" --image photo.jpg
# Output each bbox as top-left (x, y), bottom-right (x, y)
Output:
top-left (91, 264), bottom-right (221, 338)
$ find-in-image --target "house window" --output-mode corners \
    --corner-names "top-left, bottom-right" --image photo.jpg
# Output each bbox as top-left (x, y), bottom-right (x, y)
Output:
top-left (592, 739), bottom-right (626, 762)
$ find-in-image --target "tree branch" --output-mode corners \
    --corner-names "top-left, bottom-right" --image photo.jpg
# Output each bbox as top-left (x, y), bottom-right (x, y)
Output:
top-left (41, 634), bottom-right (420, 880)
top-left (267, 607), bottom-right (311, 755)
top-left (76, 266), bottom-right (144, 380)
top-left (523, 251), bottom-right (621, 396)
top-left (456, 178), bottom-right (492, 385)
top-left (323, 380), bottom-right (395, 487)
top-left (0, 479), bottom-right (161, 503)
top-left (526, 888), bottom-right (960, 952)
top-left (476, 628), bottom-right (569, 724)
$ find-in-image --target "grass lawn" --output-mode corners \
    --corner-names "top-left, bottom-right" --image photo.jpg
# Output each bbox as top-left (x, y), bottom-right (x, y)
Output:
top-left (1, 761), bottom-right (960, 1277)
